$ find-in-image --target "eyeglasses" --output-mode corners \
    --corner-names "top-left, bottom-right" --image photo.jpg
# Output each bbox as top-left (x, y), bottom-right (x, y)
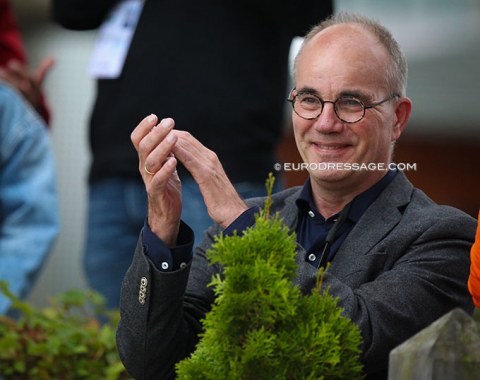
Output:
top-left (287, 89), bottom-right (399, 124)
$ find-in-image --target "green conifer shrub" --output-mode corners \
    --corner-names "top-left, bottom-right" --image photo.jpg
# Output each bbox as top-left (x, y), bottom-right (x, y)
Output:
top-left (176, 174), bottom-right (364, 379)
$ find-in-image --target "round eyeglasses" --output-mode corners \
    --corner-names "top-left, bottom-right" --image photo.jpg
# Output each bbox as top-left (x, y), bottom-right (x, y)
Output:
top-left (287, 89), bottom-right (399, 124)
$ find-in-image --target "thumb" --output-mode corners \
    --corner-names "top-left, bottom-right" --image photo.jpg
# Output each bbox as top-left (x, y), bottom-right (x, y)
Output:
top-left (33, 57), bottom-right (55, 85)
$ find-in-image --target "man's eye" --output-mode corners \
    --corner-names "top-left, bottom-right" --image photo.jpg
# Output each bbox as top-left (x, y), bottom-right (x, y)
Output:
top-left (338, 97), bottom-right (362, 109)
top-left (299, 95), bottom-right (320, 106)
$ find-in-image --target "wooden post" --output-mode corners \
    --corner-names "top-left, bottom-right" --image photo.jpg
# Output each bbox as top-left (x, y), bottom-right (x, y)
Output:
top-left (388, 308), bottom-right (480, 380)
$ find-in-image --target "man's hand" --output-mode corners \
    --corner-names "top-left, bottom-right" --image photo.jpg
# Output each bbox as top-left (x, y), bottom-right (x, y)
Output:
top-left (131, 115), bottom-right (181, 246)
top-left (171, 130), bottom-right (248, 229)
top-left (0, 57), bottom-right (54, 114)
top-left (131, 114), bottom-right (249, 246)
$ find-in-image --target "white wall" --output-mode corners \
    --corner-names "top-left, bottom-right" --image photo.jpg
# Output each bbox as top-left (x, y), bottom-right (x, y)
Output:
top-left (23, 25), bottom-right (96, 306)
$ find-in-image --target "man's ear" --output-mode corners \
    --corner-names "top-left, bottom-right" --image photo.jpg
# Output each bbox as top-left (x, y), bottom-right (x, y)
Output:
top-left (391, 97), bottom-right (412, 141)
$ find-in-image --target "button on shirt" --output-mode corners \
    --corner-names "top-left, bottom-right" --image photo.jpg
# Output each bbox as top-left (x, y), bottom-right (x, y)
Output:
top-left (142, 220), bottom-right (194, 271)
top-left (143, 170), bottom-right (397, 271)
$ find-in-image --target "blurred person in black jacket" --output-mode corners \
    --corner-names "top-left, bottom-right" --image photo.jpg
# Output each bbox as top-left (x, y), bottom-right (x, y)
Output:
top-left (52, 0), bottom-right (333, 309)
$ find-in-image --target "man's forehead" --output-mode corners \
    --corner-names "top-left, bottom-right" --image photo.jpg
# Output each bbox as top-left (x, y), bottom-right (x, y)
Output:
top-left (295, 24), bottom-right (390, 96)
top-left (308, 23), bottom-right (376, 51)
top-left (297, 23), bottom-right (388, 74)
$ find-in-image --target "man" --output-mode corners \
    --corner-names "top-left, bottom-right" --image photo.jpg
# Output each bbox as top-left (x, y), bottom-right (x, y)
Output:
top-left (51, 0), bottom-right (333, 309)
top-left (0, 82), bottom-right (59, 314)
top-left (116, 13), bottom-right (476, 379)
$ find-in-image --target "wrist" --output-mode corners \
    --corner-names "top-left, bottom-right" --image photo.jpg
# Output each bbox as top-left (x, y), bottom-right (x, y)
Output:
top-left (147, 215), bottom-right (180, 247)
top-left (219, 202), bottom-right (249, 229)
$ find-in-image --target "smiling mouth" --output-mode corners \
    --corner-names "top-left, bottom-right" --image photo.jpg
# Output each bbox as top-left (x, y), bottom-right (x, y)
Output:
top-left (313, 143), bottom-right (351, 151)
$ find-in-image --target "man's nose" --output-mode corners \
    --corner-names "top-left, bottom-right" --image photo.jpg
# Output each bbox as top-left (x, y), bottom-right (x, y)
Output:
top-left (312, 102), bottom-right (344, 133)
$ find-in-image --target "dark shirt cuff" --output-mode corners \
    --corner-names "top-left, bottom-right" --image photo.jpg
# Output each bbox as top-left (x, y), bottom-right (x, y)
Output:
top-left (143, 220), bottom-right (194, 271)
top-left (223, 206), bottom-right (260, 237)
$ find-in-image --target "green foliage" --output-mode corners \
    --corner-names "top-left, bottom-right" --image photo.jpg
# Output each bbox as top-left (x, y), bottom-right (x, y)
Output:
top-left (0, 281), bottom-right (131, 380)
top-left (176, 174), bottom-right (364, 379)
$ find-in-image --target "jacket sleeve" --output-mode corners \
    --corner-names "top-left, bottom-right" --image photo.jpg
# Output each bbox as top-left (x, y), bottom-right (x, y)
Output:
top-left (116, 225), bottom-right (221, 379)
top-left (323, 209), bottom-right (475, 375)
top-left (51, 0), bottom-right (118, 30)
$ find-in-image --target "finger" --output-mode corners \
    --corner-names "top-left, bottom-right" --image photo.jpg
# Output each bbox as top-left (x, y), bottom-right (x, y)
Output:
top-left (171, 130), bottom-right (216, 182)
top-left (170, 130), bottom-right (247, 227)
top-left (0, 67), bottom-right (23, 90)
top-left (171, 131), bottom-right (225, 191)
top-left (131, 114), bottom-right (159, 149)
top-left (143, 131), bottom-right (178, 175)
top-left (139, 117), bottom-right (175, 154)
top-left (171, 130), bottom-right (203, 164)
top-left (136, 117), bottom-right (176, 177)
top-left (137, 117), bottom-right (175, 162)
top-left (34, 57), bottom-right (55, 85)
top-left (3, 61), bottom-right (32, 95)
top-left (5, 60), bottom-right (28, 80)
top-left (148, 155), bottom-right (178, 188)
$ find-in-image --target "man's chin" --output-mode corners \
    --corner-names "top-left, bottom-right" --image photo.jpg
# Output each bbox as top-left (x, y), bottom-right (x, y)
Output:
top-left (308, 167), bottom-right (352, 183)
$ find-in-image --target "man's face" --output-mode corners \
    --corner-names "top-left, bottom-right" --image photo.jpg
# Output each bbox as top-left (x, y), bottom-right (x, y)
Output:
top-left (293, 24), bottom-right (406, 191)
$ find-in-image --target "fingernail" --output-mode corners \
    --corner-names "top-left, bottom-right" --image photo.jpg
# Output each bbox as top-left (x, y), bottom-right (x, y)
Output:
top-left (162, 118), bottom-right (174, 129)
top-left (147, 114), bottom-right (157, 123)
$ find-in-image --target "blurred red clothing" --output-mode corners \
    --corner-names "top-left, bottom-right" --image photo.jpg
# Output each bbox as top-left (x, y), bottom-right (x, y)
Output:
top-left (0, 0), bottom-right (26, 65)
top-left (0, 0), bottom-right (50, 123)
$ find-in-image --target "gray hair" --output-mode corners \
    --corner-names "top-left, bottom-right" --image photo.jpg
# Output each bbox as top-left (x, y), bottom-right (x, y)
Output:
top-left (294, 12), bottom-right (408, 96)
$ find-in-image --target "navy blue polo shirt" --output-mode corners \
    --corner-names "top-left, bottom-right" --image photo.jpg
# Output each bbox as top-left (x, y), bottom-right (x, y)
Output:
top-left (295, 170), bottom-right (396, 268)
top-left (143, 170), bottom-right (397, 271)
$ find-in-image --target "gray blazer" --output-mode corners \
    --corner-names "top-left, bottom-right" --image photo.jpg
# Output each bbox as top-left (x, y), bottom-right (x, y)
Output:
top-left (116, 172), bottom-right (476, 380)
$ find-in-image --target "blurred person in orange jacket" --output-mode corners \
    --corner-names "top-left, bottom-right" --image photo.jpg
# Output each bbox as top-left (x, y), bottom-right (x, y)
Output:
top-left (468, 211), bottom-right (480, 308)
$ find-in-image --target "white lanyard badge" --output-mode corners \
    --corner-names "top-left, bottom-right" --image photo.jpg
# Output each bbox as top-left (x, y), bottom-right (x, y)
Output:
top-left (88, 0), bottom-right (145, 79)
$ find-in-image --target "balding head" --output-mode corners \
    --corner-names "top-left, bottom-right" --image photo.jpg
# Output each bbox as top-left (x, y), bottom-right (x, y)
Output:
top-left (294, 12), bottom-right (408, 97)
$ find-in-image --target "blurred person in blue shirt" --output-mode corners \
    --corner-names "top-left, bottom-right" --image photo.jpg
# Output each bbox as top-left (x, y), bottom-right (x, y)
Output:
top-left (0, 82), bottom-right (59, 314)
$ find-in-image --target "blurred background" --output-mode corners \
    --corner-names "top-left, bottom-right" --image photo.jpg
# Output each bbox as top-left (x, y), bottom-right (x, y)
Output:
top-left (8, 0), bottom-right (479, 307)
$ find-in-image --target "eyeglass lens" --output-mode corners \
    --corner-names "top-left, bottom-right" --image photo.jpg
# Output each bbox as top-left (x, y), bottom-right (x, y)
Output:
top-left (293, 93), bottom-right (365, 123)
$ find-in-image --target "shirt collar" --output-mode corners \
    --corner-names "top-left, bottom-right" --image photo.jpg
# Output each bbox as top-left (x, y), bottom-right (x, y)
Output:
top-left (296, 169), bottom-right (398, 222)
top-left (296, 176), bottom-right (322, 219)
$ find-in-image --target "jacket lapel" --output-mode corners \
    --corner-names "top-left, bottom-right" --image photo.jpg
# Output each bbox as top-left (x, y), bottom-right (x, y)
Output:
top-left (276, 172), bottom-right (415, 292)
top-left (329, 172), bottom-right (413, 281)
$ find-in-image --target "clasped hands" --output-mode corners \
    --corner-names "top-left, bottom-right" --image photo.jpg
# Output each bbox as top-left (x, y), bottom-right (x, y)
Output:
top-left (131, 114), bottom-right (248, 246)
